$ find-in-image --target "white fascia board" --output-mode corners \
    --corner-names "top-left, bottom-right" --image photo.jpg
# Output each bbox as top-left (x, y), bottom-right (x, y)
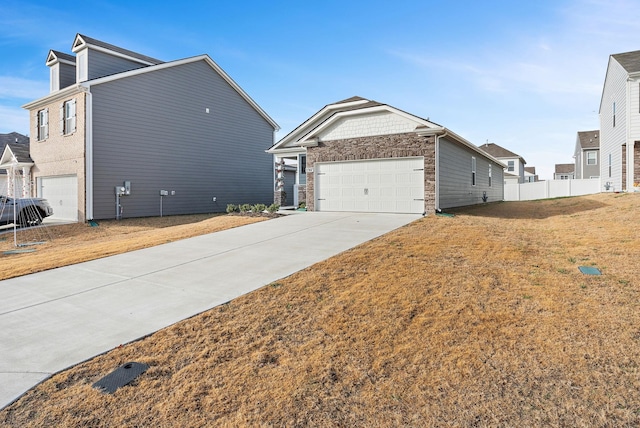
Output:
top-left (22, 85), bottom-right (87, 110)
top-left (80, 55), bottom-right (279, 132)
top-left (266, 146), bottom-right (306, 156)
top-left (270, 99), bottom-right (372, 151)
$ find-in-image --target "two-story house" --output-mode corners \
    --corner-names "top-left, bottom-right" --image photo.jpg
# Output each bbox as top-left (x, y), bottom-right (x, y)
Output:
top-left (573, 130), bottom-right (600, 179)
top-left (478, 142), bottom-right (527, 184)
top-left (524, 166), bottom-right (538, 182)
top-left (599, 50), bottom-right (640, 191)
top-left (22, 34), bottom-right (278, 221)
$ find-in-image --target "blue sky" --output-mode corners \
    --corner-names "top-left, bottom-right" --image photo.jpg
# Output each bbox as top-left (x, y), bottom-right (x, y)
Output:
top-left (1, 0), bottom-right (640, 179)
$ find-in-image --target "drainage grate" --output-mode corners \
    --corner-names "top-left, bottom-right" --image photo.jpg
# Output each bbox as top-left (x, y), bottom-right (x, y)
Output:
top-left (93, 362), bottom-right (149, 394)
top-left (578, 266), bottom-right (601, 275)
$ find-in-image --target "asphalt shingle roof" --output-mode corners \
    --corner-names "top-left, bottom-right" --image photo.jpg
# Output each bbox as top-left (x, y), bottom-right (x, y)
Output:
top-left (76, 34), bottom-right (163, 65)
top-left (577, 130), bottom-right (599, 150)
top-left (555, 163), bottom-right (574, 174)
top-left (612, 50), bottom-right (640, 73)
top-left (478, 143), bottom-right (524, 162)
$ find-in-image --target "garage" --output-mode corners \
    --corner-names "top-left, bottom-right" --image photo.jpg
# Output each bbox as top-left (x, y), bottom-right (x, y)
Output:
top-left (315, 157), bottom-right (425, 214)
top-left (38, 175), bottom-right (78, 221)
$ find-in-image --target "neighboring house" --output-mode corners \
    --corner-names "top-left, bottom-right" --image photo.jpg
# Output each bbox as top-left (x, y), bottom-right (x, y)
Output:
top-left (0, 132), bottom-right (32, 195)
top-left (267, 97), bottom-right (504, 214)
top-left (524, 166), bottom-right (538, 183)
top-left (573, 130), bottom-right (600, 179)
top-left (478, 142), bottom-right (527, 183)
top-left (22, 34), bottom-right (278, 221)
top-left (599, 50), bottom-right (640, 191)
top-left (554, 164), bottom-right (575, 180)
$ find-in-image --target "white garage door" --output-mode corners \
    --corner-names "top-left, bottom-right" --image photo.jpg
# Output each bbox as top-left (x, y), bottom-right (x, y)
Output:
top-left (315, 157), bottom-right (425, 214)
top-left (39, 175), bottom-right (78, 221)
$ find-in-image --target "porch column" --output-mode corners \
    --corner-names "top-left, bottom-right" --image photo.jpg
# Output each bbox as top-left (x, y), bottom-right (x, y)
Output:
top-left (21, 166), bottom-right (31, 197)
top-left (274, 157), bottom-right (286, 206)
top-left (7, 165), bottom-right (15, 198)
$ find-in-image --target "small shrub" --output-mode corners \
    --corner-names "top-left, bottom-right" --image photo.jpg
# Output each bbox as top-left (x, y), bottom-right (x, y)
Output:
top-left (267, 204), bottom-right (280, 213)
top-left (239, 203), bottom-right (252, 213)
top-left (298, 202), bottom-right (306, 209)
top-left (252, 203), bottom-right (267, 213)
top-left (226, 204), bottom-right (238, 213)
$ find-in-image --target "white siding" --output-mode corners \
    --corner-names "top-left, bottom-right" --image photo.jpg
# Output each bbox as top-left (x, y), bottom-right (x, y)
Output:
top-left (318, 111), bottom-right (417, 141)
top-left (600, 57), bottom-right (627, 191)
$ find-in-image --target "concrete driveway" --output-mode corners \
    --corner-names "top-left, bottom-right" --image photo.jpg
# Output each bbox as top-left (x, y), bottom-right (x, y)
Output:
top-left (0, 211), bottom-right (420, 409)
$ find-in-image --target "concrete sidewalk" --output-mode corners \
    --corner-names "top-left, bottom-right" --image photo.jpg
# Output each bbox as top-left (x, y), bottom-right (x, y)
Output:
top-left (0, 211), bottom-right (420, 409)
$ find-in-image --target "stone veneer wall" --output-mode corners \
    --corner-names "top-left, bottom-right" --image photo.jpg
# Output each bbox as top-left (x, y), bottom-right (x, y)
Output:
top-left (305, 132), bottom-right (436, 213)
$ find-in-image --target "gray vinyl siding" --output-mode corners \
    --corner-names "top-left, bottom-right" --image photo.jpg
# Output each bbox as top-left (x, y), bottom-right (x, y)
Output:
top-left (438, 137), bottom-right (504, 209)
top-left (90, 59), bottom-right (274, 219)
top-left (87, 49), bottom-right (148, 81)
top-left (583, 150), bottom-right (600, 178)
top-left (59, 63), bottom-right (76, 89)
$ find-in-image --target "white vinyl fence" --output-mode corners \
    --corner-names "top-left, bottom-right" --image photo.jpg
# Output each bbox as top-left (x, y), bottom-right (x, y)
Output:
top-left (504, 178), bottom-right (600, 201)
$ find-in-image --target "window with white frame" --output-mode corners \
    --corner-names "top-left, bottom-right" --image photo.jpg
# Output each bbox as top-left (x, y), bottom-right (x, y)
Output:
top-left (62, 99), bottom-right (76, 135)
top-left (586, 151), bottom-right (597, 165)
top-left (507, 160), bottom-right (515, 172)
top-left (298, 154), bottom-right (307, 185)
top-left (37, 109), bottom-right (49, 141)
top-left (471, 156), bottom-right (476, 186)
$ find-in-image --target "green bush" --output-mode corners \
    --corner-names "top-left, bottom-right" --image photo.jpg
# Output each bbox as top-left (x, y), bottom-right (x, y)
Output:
top-left (239, 203), bottom-right (252, 213)
top-left (298, 202), bottom-right (306, 209)
top-left (267, 203), bottom-right (280, 213)
top-left (252, 203), bottom-right (267, 213)
top-left (226, 204), bottom-right (238, 213)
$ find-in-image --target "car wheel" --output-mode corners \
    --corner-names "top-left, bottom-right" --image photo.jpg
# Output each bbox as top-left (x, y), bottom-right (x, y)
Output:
top-left (18, 209), bottom-right (42, 227)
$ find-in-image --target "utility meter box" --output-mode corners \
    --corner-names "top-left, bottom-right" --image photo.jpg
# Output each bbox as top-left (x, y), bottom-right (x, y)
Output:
top-left (124, 181), bottom-right (131, 195)
top-left (115, 186), bottom-right (126, 196)
top-left (160, 190), bottom-right (169, 196)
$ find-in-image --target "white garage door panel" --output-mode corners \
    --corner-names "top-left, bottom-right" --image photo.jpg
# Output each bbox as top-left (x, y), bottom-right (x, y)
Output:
top-left (315, 157), bottom-right (425, 214)
top-left (39, 175), bottom-right (78, 221)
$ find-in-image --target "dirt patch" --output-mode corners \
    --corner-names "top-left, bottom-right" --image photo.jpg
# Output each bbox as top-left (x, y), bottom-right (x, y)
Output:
top-left (2, 193), bottom-right (640, 426)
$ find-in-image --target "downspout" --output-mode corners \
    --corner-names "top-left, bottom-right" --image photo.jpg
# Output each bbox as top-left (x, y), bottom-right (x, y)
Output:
top-left (85, 88), bottom-right (94, 221)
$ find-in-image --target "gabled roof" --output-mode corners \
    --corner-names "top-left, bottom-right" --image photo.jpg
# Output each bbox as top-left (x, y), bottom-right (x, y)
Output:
top-left (555, 163), bottom-right (574, 174)
top-left (46, 50), bottom-right (76, 66)
top-left (524, 166), bottom-right (536, 174)
top-left (72, 33), bottom-right (163, 66)
top-left (612, 50), bottom-right (640, 74)
top-left (478, 143), bottom-right (526, 164)
top-left (23, 53), bottom-right (279, 131)
top-left (577, 130), bottom-right (599, 150)
top-left (268, 96), bottom-right (441, 152)
top-left (0, 142), bottom-right (33, 171)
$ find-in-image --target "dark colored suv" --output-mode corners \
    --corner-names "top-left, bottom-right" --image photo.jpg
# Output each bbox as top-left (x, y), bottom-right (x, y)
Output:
top-left (0, 196), bottom-right (54, 227)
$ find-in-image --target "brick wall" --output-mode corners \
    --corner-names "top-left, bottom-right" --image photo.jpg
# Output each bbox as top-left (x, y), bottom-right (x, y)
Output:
top-left (305, 132), bottom-right (436, 213)
top-left (29, 90), bottom-right (86, 221)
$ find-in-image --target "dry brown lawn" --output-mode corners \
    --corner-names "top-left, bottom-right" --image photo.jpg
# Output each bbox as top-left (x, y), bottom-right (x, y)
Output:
top-left (0, 214), bottom-right (267, 281)
top-left (2, 193), bottom-right (640, 427)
